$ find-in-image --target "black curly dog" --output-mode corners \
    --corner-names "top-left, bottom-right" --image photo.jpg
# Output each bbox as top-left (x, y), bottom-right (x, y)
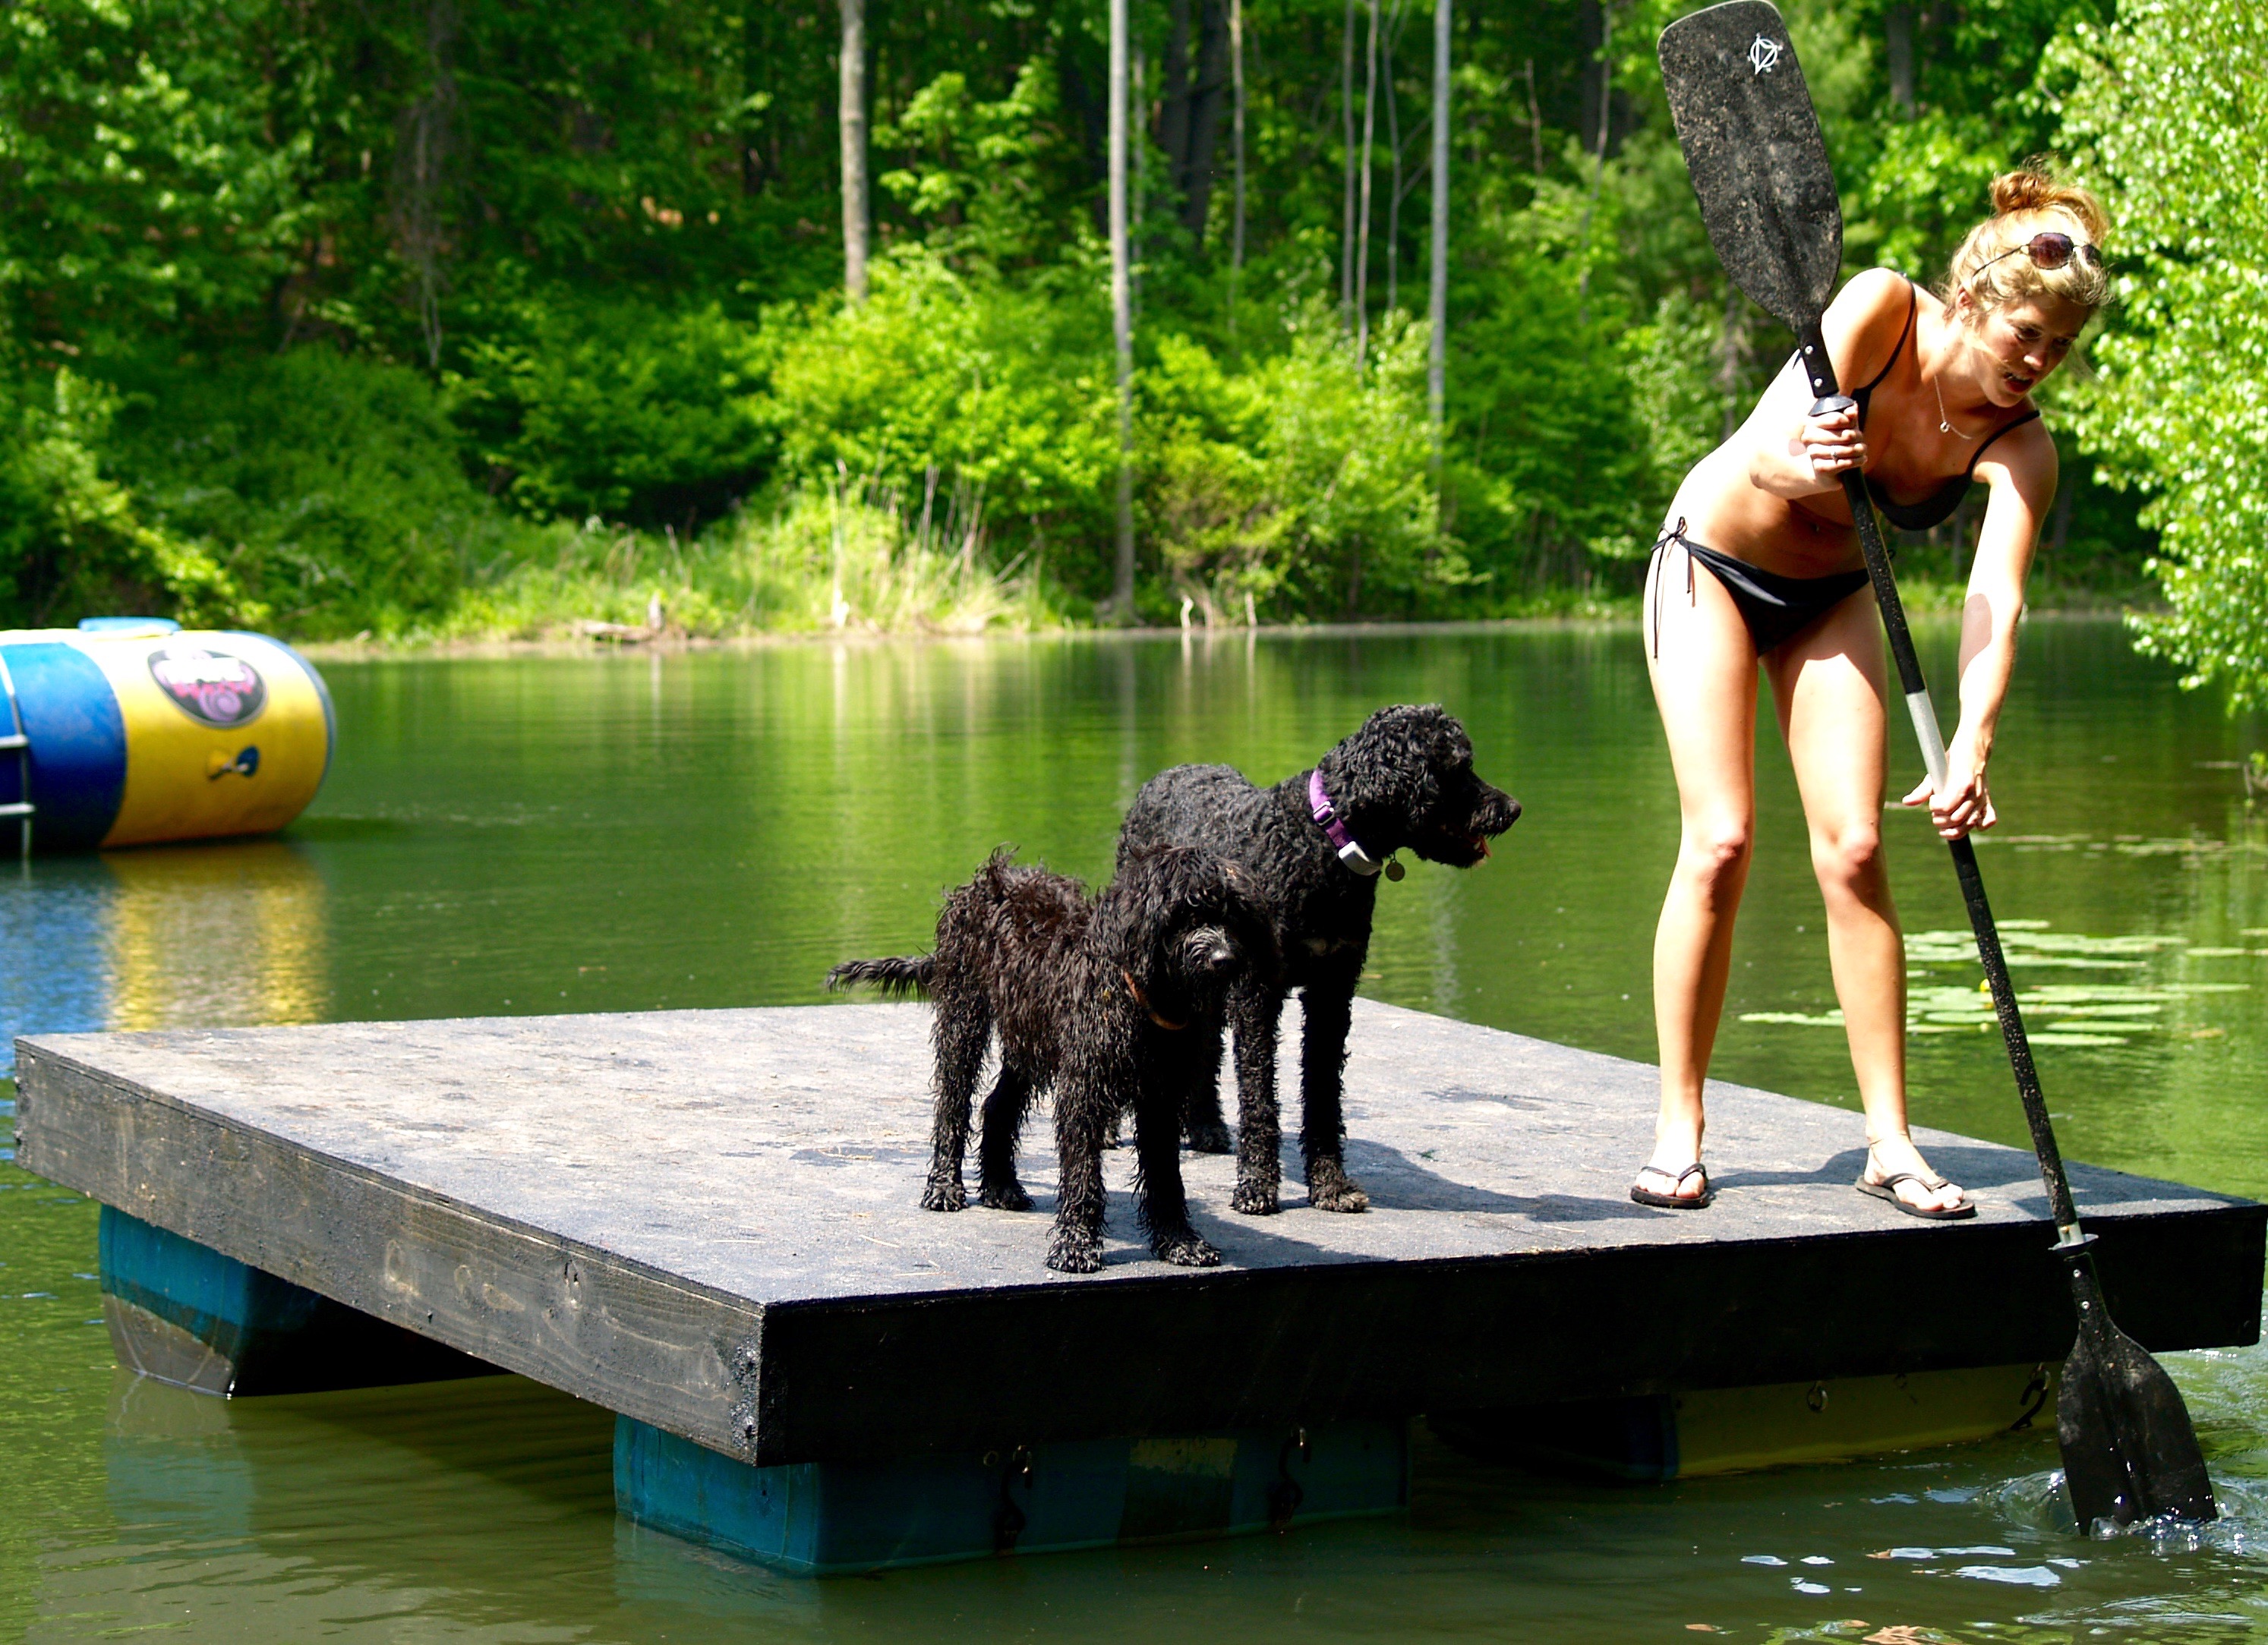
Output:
top-left (1116, 704), bottom-right (1519, 1216)
top-left (828, 844), bottom-right (1270, 1274)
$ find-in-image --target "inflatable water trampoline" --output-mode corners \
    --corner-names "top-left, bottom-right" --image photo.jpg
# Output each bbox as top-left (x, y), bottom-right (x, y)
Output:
top-left (0, 619), bottom-right (332, 854)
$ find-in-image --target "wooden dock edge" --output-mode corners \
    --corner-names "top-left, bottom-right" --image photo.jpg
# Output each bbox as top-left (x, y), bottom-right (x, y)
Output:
top-left (21, 1045), bottom-right (770, 1458)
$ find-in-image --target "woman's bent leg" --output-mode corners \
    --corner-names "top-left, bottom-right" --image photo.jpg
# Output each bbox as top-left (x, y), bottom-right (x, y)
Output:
top-left (1771, 591), bottom-right (1963, 1212)
top-left (1643, 544), bottom-right (1761, 1196)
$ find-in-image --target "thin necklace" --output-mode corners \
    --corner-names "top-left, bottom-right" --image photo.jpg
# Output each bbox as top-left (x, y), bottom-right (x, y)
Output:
top-left (1931, 336), bottom-right (1978, 440)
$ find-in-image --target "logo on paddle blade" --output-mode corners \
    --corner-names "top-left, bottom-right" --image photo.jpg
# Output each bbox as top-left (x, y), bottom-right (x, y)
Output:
top-left (1746, 33), bottom-right (1784, 75)
top-left (148, 644), bottom-right (267, 728)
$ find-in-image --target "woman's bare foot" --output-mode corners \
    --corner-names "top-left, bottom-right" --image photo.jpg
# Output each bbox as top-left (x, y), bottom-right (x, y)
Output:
top-left (1636, 1113), bottom-right (1711, 1202)
top-left (1862, 1132), bottom-right (1965, 1213)
top-left (1632, 1159), bottom-right (1714, 1208)
top-left (1635, 1160), bottom-right (1706, 1198)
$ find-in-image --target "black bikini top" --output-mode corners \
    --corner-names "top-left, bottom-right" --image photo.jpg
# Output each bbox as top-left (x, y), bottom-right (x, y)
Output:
top-left (1851, 279), bottom-right (2040, 532)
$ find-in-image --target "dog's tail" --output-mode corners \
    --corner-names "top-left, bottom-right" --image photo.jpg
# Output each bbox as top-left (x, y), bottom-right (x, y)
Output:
top-left (825, 955), bottom-right (935, 999)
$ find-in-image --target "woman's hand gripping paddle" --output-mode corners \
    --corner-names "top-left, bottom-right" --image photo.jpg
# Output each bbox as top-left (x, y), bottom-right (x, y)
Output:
top-left (1657, 0), bottom-right (2215, 1532)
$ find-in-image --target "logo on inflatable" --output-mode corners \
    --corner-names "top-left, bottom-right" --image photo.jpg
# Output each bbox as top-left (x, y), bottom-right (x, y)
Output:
top-left (148, 644), bottom-right (267, 728)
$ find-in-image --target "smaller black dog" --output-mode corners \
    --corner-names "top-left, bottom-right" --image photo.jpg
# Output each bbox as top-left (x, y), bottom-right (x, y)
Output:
top-left (828, 844), bottom-right (1267, 1275)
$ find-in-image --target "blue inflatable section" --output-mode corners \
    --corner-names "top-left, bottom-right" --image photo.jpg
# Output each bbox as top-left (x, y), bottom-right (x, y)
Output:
top-left (1, 643), bottom-right (126, 851)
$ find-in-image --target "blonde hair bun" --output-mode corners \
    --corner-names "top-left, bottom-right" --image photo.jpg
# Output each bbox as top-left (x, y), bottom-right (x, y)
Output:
top-left (1989, 169), bottom-right (2109, 243)
top-left (1944, 164), bottom-right (2112, 316)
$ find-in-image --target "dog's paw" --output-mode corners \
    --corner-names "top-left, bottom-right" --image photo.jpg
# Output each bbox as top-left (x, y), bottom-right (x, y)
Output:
top-left (978, 1180), bottom-right (1034, 1212)
top-left (920, 1178), bottom-right (969, 1212)
top-left (1046, 1231), bottom-right (1104, 1275)
top-left (1231, 1181), bottom-right (1281, 1216)
top-left (1182, 1120), bottom-right (1234, 1155)
top-left (1155, 1234), bottom-right (1222, 1268)
top-left (1306, 1167), bottom-right (1370, 1214)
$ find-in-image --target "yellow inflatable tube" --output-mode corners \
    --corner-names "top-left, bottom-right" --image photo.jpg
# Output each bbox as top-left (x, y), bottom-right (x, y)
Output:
top-left (0, 621), bottom-right (333, 852)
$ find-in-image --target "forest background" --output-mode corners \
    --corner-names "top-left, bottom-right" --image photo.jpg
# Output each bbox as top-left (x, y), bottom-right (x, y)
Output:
top-left (2, 0), bottom-right (2260, 701)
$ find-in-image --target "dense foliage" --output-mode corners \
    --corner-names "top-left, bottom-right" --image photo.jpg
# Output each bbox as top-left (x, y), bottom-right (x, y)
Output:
top-left (0, 0), bottom-right (2215, 641)
top-left (2050, 0), bottom-right (2268, 708)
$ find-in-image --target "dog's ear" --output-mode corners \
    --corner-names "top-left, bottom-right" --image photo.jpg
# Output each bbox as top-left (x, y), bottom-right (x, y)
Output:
top-left (1092, 844), bottom-right (1173, 966)
top-left (1329, 704), bottom-right (1468, 833)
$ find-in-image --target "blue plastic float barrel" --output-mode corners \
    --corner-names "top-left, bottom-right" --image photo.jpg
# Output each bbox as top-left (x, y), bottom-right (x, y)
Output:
top-left (0, 619), bottom-right (333, 852)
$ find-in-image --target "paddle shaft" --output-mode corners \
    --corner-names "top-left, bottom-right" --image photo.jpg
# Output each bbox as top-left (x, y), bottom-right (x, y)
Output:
top-left (1792, 322), bottom-right (2083, 1241)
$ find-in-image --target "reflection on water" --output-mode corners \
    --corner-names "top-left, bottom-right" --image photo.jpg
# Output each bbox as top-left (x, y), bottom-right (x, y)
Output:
top-left (3, 617), bottom-right (2266, 1642)
top-left (1742, 921), bottom-right (2262, 1049)
top-left (0, 856), bottom-right (109, 1052)
top-left (0, 842), bottom-right (326, 1070)
top-left (103, 843), bottom-right (328, 1034)
top-left (43, 1342), bottom-right (2268, 1643)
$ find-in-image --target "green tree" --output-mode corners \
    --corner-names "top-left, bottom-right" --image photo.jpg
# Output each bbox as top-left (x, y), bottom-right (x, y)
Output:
top-left (0, 370), bottom-right (254, 627)
top-left (2052, 0), bottom-right (2268, 704)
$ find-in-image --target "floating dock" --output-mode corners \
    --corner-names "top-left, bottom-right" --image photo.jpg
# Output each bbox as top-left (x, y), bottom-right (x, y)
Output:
top-left (15, 1001), bottom-right (2262, 1573)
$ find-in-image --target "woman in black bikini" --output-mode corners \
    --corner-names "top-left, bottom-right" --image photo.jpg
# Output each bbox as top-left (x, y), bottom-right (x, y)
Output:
top-left (1632, 170), bottom-right (2110, 1216)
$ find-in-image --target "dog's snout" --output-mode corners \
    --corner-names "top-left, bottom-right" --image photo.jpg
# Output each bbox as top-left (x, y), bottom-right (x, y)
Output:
top-left (1184, 925), bottom-right (1239, 974)
top-left (1472, 787), bottom-right (1519, 834)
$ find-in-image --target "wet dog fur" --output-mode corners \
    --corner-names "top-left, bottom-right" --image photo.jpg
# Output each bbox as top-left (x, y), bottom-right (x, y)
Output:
top-left (828, 844), bottom-right (1270, 1274)
top-left (1115, 704), bottom-right (1519, 1216)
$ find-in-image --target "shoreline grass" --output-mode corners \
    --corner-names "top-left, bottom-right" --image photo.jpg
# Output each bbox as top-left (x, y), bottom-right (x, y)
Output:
top-left (282, 489), bottom-right (2163, 661)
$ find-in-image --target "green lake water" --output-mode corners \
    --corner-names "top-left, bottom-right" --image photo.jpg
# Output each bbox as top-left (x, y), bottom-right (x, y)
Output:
top-left (4, 616), bottom-right (2266, 1642)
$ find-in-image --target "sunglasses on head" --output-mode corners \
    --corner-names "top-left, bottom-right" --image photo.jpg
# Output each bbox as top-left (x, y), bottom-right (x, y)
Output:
top-left (1976, 231), bottom-right (2102, 276)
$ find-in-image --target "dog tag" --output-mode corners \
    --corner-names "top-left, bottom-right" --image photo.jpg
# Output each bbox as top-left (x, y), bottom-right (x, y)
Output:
top-left (1383, 856), bottom-right (1405, 881)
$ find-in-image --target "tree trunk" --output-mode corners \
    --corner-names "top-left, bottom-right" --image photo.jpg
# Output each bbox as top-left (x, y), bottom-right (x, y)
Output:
top-left (1523, 56), bottom-right (1542, 176)
top-left (1887, 5), bottom-right (1916, 115)
top-left (1175, 2), bottom-right (1230, 238)
top-left (740, 3), bottom-right (769, 194)
top-left (1109, 0), bottom-right (1136, 621)
top-left (1230, 0), bottom-right (1246, 339)
top-left (1355, 0), bottom-right (1380, 363)
top-left (1132, 40), bottom-right (1146, 320)
top-left (1159, 0), bottom-right (1193, 175)
top-left (1340, 0), bottom-right (1356, 328)
top-left (1383, 2), bottom-right (1402, 314)
top-left (1059, 55), bottom-right (1110, 222)
top-left (1574, 0), bottom-right (1613, 317)
top-left (839, 0), bottom-right (868, 304)
top-left (1427, 0), bottom-right (1450, 451)
top-left (392, 0), bottom-right (459, 373)
top-left (1577, 0), bottom-right (1604, 164)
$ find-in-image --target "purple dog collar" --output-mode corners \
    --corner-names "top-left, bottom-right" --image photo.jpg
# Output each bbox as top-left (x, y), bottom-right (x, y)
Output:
top-left (1308, 769), bottom-right (1402, 881)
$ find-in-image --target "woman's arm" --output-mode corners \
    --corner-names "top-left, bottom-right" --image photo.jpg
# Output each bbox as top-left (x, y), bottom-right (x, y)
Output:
top-left (1743, 267), bottom-right (1910, 498)
top-left (1900, 424), bottom-right (2058, 837)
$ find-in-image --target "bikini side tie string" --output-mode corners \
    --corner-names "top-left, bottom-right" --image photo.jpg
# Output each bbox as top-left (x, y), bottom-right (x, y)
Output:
top-left (1649, 517), bottom-right (1695, 660)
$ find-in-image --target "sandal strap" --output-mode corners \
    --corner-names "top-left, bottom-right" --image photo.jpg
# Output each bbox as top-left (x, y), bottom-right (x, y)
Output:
top-left (1637, 1161), bottom-right (1708, 1188)
top-left (1869, 1169), bottom-right (1953, 1193)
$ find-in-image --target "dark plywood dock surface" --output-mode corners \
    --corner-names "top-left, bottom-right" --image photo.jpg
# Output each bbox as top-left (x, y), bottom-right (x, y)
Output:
top-left (17, 1001), bottom-right (2262, 1467)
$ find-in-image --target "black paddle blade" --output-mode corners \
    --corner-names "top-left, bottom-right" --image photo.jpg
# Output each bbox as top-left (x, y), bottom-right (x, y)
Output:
top-left (1658, 1), bottom-right (1842, 334)
top-left (2058, 1268), bottom-right (2217, 1530)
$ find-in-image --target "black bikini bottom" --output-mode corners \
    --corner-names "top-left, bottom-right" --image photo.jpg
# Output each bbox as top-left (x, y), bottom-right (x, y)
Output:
top-left (1650, 522), bottom-right (1872, 657)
